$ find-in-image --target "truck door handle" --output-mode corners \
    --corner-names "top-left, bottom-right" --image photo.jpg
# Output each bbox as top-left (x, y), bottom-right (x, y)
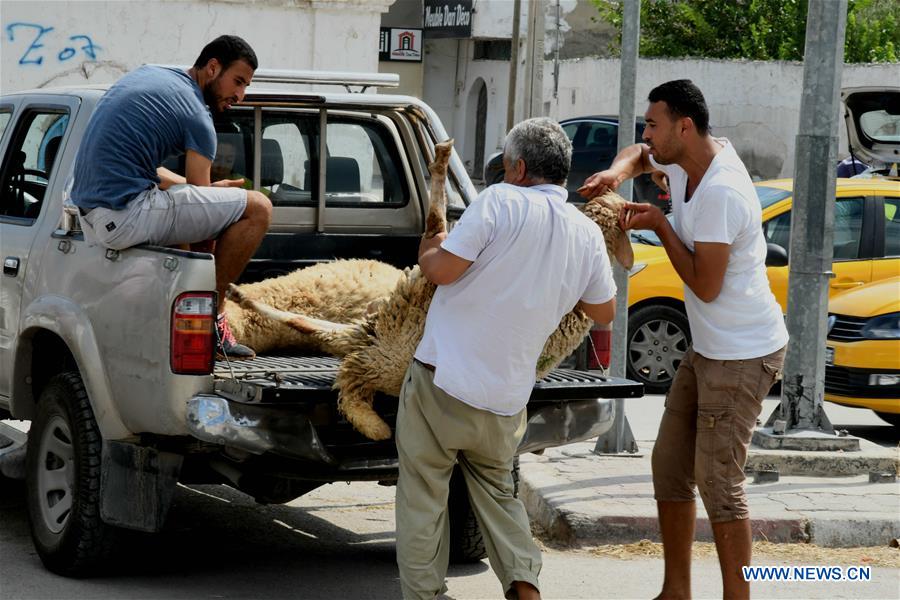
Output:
top-left (3, 257), bottom-right (19, 277)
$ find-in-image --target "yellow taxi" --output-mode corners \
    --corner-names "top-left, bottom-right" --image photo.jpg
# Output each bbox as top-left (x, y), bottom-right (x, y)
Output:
top-left (823, 276), bottom-right (900, 426)
top-left (626, 177), bottom-right (900, 393)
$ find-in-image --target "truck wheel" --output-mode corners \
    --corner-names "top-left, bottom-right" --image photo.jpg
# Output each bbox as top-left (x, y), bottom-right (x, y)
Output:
top-left (448, 457), bottom-right (520, 564)
top-left (26, 372), bottom-right (117, 576)
top-left (627, 305), bottom-right (691, 394)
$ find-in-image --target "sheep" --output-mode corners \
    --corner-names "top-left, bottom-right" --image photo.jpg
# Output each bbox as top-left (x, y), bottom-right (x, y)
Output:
top-left (223, 259), bottom-right (403, 355)
top-left (227, 139), bottom-right (633, 441)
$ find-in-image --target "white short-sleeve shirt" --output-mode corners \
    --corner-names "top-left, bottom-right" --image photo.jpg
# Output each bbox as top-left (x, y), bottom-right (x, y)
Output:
top-left (414, 183), bottom-right (616, 415)
top-left (650, 139), bottom-right (788, 359)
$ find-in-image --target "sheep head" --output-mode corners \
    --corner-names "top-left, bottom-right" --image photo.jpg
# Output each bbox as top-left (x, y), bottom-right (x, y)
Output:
top-left (581, 191), bottom-right (634, 270)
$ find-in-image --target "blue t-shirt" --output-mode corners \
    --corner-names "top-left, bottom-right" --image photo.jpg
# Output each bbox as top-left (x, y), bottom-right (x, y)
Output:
top-left (72, 66), bottom-right (216, 210)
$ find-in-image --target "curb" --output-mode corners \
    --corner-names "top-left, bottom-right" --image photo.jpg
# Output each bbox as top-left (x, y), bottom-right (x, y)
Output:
top-left (519, 442), bottom-right (900, 549)
top-left (746, 446), bottom-right (899, 477)
top-left (523, 476), bottom-right (900, 548)
top-left (521, 477), bottom-right (810, 546)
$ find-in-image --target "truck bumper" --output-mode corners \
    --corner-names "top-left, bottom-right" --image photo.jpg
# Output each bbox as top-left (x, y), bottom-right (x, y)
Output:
top-left (186, 394), bottom-right (616, 463)
top-left (518, 398), bottom-right (615, 454)
top-left (186, 395), bottom-right (338, 465)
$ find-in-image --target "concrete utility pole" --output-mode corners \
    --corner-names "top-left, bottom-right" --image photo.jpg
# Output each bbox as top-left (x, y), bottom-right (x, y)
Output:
top-left (522, 0), bottom-right (545, 118)
top-left (595, 0), bottom-right (639, 455)
top-left (755, 0), bottom-right (859, 452)
top-left (507, 0), bottom-right (522, 132)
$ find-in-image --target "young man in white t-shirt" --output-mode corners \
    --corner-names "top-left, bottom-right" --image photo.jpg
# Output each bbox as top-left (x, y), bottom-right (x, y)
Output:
top-left (579, 80), bottom-right (788, 600)
top-left (395, 118), bottom-right (617, 600)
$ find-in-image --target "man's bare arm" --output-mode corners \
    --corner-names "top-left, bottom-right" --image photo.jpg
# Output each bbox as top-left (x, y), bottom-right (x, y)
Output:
top-left (183, 149), bottom-right (213, 186)
top-left (622, 203), bottom-right (730, 302)
top-left (418, 233), bottom-right (473, 286)
top-left (578, 143), bottom-right (654, 199)
top-left (656, 224), bottom-right (730, 303)
top-left (156, 166), bottom-right (186, 190)
top-left (576, 297), bottom-right (616, 325)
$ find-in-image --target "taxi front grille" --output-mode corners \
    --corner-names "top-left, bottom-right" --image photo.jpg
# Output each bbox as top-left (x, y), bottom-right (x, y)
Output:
top-left (825, 365), bottom-right (900, 399)
top-left (827, 314), bottom-right (867, 342)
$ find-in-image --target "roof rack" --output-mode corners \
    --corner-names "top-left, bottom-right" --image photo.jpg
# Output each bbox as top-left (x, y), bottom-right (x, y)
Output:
top-left (152, 65), bottom-right (399, 93)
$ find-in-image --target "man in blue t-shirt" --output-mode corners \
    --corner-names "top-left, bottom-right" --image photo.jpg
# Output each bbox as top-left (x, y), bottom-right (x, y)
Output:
top-left (71, 35), bottom-right (271, 360)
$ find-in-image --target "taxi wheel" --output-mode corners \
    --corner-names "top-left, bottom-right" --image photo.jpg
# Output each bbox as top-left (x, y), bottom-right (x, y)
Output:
top-left (627, 305), bottom-right (691, 394)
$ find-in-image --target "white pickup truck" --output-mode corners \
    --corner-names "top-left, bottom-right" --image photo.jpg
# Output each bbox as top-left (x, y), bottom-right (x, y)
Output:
top-left (0, 69), bottom-right (642, 576)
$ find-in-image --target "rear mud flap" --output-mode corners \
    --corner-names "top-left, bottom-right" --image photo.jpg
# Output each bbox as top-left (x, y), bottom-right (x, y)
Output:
top-left (100, 441), bottom-right (183, 532)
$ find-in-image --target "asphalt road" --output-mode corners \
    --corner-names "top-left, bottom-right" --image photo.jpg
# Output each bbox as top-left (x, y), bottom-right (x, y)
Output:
top-left (2, 475), bottom-right (899, 600)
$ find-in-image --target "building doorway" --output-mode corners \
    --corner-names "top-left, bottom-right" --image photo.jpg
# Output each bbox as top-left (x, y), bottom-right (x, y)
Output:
top-left (465, 78), bottom-right (488, 180)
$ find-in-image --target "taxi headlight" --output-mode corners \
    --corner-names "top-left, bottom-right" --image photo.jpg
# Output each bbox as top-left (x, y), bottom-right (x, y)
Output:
top-left (628, 263), bottom-right (647, 277)
top-left (860, 312), bottom-right (900, 340)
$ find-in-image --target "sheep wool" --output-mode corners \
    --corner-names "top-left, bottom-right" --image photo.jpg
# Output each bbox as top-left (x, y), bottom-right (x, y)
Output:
top-left (224, 259), bottom-right (403, 354)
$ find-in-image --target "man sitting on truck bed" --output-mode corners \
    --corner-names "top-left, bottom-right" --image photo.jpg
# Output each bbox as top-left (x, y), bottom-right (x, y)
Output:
top-left (70, 34), bottom-right (271, 360)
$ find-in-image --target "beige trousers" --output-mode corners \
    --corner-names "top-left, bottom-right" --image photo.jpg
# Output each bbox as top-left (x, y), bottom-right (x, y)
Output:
top-left (395, 361), bottom-right (542, 600)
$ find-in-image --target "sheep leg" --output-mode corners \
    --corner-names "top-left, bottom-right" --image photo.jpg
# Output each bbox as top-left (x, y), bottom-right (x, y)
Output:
top-left (424, 139), bottom-right (453, 238)
top-left (338, 383), bottom-right (392, 441)
top-left (226, 283), bottom-right (354, 335)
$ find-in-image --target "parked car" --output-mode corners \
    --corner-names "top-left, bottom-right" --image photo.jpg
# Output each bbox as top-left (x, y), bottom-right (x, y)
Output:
top-left (627, 177), bottom-right (900, 393)
top-left (824, 276), bottom-right (900, 427)
top-left (483, 116), bottom-right (669, 210)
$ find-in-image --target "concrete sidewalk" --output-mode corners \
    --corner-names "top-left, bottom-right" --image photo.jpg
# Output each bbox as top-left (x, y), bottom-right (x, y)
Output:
top-left (520, 438), bottom-right (900, 549)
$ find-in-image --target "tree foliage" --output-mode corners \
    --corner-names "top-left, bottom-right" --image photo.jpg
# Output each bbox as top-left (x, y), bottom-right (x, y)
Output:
top-left (594, 0), bottom-right (899, 63)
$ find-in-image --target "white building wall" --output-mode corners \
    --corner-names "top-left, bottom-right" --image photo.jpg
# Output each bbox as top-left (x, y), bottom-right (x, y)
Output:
top-left (547, 58), bottom-right (899, 179)
top-left (423, 38), bottom-right (509, 176)
top-left (1, 0), bottom-right (393, 93)
top-left (470, 0), bottom-right (580, 46)
top-left (428, 53), bottom-right (898, 181)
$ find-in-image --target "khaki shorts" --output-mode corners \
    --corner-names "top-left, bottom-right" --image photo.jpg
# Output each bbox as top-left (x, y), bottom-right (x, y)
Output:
top-left (651, 346), bottom-right (785, 523)
top-left (80, 184), bottom-right (247, 250)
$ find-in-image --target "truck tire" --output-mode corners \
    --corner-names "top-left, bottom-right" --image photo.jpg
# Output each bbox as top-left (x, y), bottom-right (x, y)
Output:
top-left (448, 457), bottom-right (520, 564)
top-left (26, 372), bottom-right (117, 576)
top-left (626, 304), bottom-right (691, 394)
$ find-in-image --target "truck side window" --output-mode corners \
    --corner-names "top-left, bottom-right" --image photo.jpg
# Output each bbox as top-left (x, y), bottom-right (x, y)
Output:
top-left (0, 109), bottom-right (69, 222)
top-left (258, 112), bottom-right (409, 209)
top-left (0, 110), bottom-right (11, 143)
top-left (323, 121), bottom-right (407, 207)
top-left (264, 120), bottom-right (312, 202)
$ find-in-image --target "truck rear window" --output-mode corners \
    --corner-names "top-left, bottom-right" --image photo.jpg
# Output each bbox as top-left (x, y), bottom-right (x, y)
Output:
top-left (203, 109), bottom-right (409, 209)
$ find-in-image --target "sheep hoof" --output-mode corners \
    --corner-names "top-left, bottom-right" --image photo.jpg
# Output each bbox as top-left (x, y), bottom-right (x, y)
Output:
top-left (360, 420), bottom-right (392, 441)
top-left (226, 283), bottom-right (244, 302)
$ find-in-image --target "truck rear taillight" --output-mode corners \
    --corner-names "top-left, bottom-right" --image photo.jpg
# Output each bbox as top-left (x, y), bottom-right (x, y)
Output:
top-left (588, 325), bottom-right (611, 370)
top-left (171, 293), bottom-right (215, 374)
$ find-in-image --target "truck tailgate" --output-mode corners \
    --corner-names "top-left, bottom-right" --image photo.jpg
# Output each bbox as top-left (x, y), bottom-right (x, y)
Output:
top-left (213, 355), bottom-right (644, 403)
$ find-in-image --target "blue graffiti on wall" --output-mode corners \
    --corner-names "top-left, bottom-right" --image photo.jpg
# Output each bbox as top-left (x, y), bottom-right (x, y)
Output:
top-left (5, 22), bottom-right (101, 66)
